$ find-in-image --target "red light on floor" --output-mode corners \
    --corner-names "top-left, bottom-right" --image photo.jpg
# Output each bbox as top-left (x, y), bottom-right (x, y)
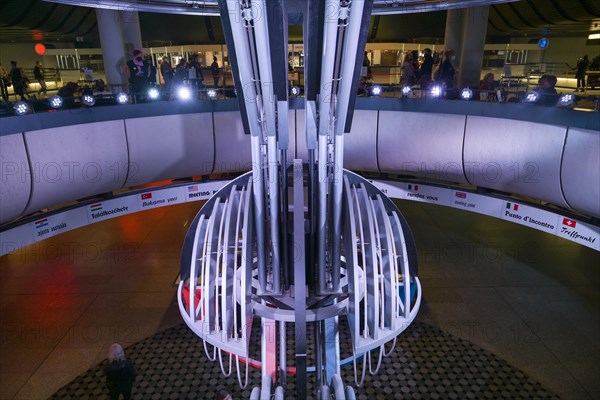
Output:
top-left (35, 43), bottom-right (46, 55)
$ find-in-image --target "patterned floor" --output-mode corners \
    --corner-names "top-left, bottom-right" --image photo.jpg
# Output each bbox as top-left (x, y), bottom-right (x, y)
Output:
top-left (49, 319), bottom-right (558, 400)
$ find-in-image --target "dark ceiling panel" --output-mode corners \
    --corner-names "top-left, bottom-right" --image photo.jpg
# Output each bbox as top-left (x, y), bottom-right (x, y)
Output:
top-left (575, 0), bottom-right (600, 18)
top-left (64, 8), bottom-right (95, 34)
top-left (549, 0), bottom-right (581, 22)
top-left (506, 3), bottom-right (537, 28)
top-left (370, 12), bottom-right (447, 42)
top-left (491, 5), bottom-right (520, 30)
top-left (0, 0), bottom-right (38, 27)
top-left (0, 0), bottom-right (598, 44)
top-left (28, 3), bottom-right (60, 30)
top-left (138, 14), bottom-right (225, 46)
top-left (525, 0), bottom-right (569, 25)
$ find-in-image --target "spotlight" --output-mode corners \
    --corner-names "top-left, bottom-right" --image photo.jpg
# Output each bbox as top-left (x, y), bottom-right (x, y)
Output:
top-left (13, 101), bottom-right (29, 116)
top-left (81, 93), bottom-right (96, 106)
top-left (558, 93), bottom-right (575, 107)
top-left (430, 85), bottom-right (443, 98)
top-left (116, 92), bottom-right (129, 104)
top-left (460, 88), bottom-right (473, 100)
top-left (207, 89), bottom-right (218, 99)
top-left (291, 86), bottom-right (300, 96)
top-left (371, 85), bottom-right (383, 96)
top-left (48, 95), bottom-right (63, 109)
top-left (177, 86), bottom-right (192, 101)
top-left (401, 86), bottom-right (412, 97)
top-left (523, 91), bottom-right (540, 103)
top-left (147, 88), bottom-right (160, 100)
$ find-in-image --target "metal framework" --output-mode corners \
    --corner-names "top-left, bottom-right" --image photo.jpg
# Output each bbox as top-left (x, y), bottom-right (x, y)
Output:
top-left (177, 0), bottom-right (422, 398)
top-left (43, 0), bottom-right (521, 16)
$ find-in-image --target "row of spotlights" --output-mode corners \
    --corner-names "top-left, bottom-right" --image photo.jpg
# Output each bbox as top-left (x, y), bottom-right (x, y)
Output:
top-left (116, 92), bottom-right (129, 104)
top-left (558, 93), bottom-right (575, 106)
top-left (81, 94), bottom-right (96, 106)
top-left (12, 87), bottom-right (579, 116)
top-left (49, 95), bottom-right (63, 109)
top-left (14, 101), bottom-right (29, 115)
top-left (147, 88), bottom-right (160, 100)
top-left (178, 87), bottom-right (192, 100)
top-left (460, 88), bottom-right (474, 100)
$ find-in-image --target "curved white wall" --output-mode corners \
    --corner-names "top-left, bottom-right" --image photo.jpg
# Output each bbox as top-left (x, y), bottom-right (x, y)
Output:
top-left (212, 111), bottom-right (252, 174)
top-left (561, 127), bottom-right (600, 217)
top-left (125, 114), bottom-right (215, 185)
top-left (464, 116), bottom-right (569, 209)
top-left (23, 120), bottom-right (129, 215)
top-left (378, 111), bottom-right (468, 183)
top-left (1, 109), bottom-right (598, 226)
top-left (343, 110), bottom-right (379, 172)
top-left (0, 134), bottom-right (31, 223)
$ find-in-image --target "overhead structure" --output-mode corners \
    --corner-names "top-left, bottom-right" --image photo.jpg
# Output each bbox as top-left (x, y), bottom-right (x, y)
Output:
top-left (43, 0), bottom-right (521, 16)
top-left (177, 0), bottom-right (422, 398)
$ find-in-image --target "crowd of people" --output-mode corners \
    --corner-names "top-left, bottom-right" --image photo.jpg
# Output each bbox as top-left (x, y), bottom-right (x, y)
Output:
top-left (0, 49), bottom-right (592, 108)
top-left (392, 48), bottom-right (578, 105)
top-left (0, 50), bottom-right (223, 104)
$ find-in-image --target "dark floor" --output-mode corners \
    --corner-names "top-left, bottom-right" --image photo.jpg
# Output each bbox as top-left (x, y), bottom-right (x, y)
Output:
top-left (0, 200), bottom-right (598, 399)
top-left (49, 321), bottom-right (558, 400)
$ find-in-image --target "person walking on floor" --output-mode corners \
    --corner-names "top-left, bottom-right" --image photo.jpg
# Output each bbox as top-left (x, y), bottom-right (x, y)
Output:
top-left (103, 343), bottom-right (136, 400)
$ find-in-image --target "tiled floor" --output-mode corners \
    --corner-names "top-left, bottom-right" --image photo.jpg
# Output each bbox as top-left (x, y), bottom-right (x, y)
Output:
top-left (0, 200), bottom-right (598, 399)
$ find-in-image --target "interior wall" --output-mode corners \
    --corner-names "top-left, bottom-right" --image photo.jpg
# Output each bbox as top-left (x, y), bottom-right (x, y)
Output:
top-left (0, 43), bottom-right (64, 71)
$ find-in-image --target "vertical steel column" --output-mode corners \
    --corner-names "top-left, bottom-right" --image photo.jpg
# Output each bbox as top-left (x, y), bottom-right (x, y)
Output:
top-left (225, 0), bottom-right (267, 290)
top-left (278, 101), bottom-right (290, 289)
top-left (253, 0), bottom-right (281, 293)
top-left (331, 0), bottom-right (366, 292)
top-left (279, 320), bottom-right (287, 386)
top-left (292, 160), bottom-right (307, 400)
top-left (317, 0), bottom-right (340, 293)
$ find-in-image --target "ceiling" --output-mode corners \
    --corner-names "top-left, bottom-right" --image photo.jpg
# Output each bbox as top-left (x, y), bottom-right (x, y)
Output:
top-left (0, 0), bottom-right (598, 45)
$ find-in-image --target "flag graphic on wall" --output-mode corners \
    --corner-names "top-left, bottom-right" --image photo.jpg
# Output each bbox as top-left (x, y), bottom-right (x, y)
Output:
top-left (506, 202), bottom-right (519, 211)
top-left (408, 184), bottom-right (419, 191)
top-left (562, 218), bottom-right (577, 228)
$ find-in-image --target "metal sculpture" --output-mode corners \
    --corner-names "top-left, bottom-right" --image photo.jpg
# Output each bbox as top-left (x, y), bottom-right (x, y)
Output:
top-left (178, 1), bottom-right (421, 398)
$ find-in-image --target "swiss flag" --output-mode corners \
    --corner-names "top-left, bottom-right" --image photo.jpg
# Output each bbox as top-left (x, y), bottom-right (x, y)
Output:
top-left (141, 193), bottom-right (152, 200)
top-left (562, 218), bottom-right (577, 228)
top-left (455, 192), bottom-right (466, 199)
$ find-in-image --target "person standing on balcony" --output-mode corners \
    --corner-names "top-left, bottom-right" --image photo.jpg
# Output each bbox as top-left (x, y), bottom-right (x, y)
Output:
top-left (33, 61), bottom-right (47, 97)
top-left (160, 56), bottom-right (174, 93)
top-left (0, 63), bottom-right (9, 101)
top-left (9, 61), bottom-right (28, 101)
top-left (211, 56), bottom-right (220, 88)
top-left (575, 54), bottom-right (589, 92)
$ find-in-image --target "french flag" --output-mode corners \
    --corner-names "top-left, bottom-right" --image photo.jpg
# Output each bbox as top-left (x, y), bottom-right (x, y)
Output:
top-left (408, 184), bottom-right (419, 192)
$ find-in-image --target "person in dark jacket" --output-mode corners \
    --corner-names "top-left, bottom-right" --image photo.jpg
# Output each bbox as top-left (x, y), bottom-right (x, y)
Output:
top-left (419, 48), bottom-right (434, 84)
top-left (436, 49), bottom-right (456, 89)
top-left (575, 54), bottom-right (589, 92)
top-left (9, 61), bottom-right (28, 100)
top-left (126, 49), bottom-right (149, 97)
top-left (210, 56), bottom-right (220, 88)
top-left (104, 343), bottom-right (136, 400)
top-left (160, 56), bottom-right (174, 93)
top-left (33, 61), bottom-right (47, 97)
